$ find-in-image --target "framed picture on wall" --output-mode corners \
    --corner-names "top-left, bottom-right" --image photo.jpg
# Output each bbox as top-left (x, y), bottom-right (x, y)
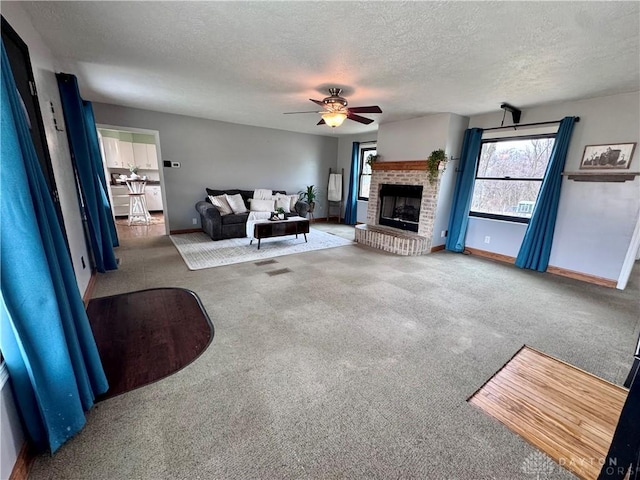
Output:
top-left (579, 143), bottom-right (636, 169)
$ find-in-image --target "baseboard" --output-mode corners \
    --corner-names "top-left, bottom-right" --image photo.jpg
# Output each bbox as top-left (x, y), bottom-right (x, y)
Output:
top-left (9, 442), bottom-right (34, 480)
top-left (82, 271), bottom-right (97, 307)
top-left (430, 244), bottom-right (446, 253)
top-left (311, 217), bottom-right (345, 224)
top-left (546, 266), bottom-right (617, 288)
top-left (464, 247), bottom-right (516, 264)
top-left (170, 228), bottom-right (202, 234)
top-left (464, 247), bottom-right (617, 288)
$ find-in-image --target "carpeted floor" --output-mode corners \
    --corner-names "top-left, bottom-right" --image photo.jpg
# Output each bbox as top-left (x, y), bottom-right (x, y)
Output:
top-left (29, 228), bottom-right (640, 479)
top-left (170, 227), bottom-right (353, 270)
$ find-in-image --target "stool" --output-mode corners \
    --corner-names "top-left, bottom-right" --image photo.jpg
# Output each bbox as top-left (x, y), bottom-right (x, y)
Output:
top-left (126, 179), bottom-right (151, 226)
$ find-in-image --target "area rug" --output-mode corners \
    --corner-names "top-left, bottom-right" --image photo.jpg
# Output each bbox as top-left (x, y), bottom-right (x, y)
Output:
top-left (87, 288), bottom-right (213, 400)
top-left (468, 345), bottom-right (627, 480)
top-left (170, 228), bottom-right (354, 270)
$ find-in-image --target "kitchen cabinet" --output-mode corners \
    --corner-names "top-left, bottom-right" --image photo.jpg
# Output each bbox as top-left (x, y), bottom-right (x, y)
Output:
top-left (119, 141), bottom-right (135, 168)
top-left (145, 185), bottom-right (163, 211)
top-left (102, 137), bottom-right (123, 168)
top-left (132, 143), bottom-right (159, 170)
top-left (132, 143), bottom-right (147, 169)
top-left (110, 185), bottom-right (130, 217)
top-left (145, 144), bottom-right (159, 170)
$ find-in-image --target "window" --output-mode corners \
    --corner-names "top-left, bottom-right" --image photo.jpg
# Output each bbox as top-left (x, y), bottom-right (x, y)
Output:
top-left (358, 145), bottom-right (376, 200)
top-left (470, 135), bottom-right (555, 223)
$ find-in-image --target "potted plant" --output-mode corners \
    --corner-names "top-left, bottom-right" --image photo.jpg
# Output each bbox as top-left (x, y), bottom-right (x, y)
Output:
top-left (299, 185), bottom-right (318, 213)
top-left (366, 154), bottom-right (381, 165)
top-left (276, 207), bottom-right (285, 219)
top-left (426, 149), bottom-right (447, 185)
top-left (128, 163), bottom-right (140, 179)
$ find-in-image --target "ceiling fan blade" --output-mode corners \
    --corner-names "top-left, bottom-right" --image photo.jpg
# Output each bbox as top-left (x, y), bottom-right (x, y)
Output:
top-left (348, 106), bottom-right (383, 114)
top-left (347, 112), bottom-right (374, 125)
top-left (284, 110), bottom-right (322, 114)
top-left (317, 118), bottom-right (326, 125)
top-left (309, 98), bottom-right (326, 107)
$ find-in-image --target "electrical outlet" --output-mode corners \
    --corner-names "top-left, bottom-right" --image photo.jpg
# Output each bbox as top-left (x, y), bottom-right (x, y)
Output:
top-left (484, 236), bottom-right (491, 244)
top-left (171, 161), bottom-right (181, 168)
top-left (192, 218), bottom-right (198, 225)
top-left (440, 230), bottom-right (446, 238)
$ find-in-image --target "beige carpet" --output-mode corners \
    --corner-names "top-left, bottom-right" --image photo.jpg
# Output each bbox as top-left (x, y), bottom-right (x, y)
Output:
top-left (29, 232), bottom-right (640, 480)
top-left (170, 228), bottom-right (353, 270)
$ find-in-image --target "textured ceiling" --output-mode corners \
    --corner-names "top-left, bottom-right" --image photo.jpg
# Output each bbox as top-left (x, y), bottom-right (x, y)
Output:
top-left (17, 1), bottom-right (640, 137)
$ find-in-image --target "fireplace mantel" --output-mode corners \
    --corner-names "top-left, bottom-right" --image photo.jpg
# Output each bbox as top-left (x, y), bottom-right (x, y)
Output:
top-left (371, 161), bottom-right (427, 171)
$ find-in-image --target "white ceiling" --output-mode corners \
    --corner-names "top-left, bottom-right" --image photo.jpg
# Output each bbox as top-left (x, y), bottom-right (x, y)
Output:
top-left (18, 1), bottom-right (640, 137)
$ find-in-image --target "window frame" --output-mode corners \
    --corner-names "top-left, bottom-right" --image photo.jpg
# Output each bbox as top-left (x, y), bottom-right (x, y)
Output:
top-left (469, 133), bottom-right (556, 224)
top-left (357, 144), bottom-right (376, 201)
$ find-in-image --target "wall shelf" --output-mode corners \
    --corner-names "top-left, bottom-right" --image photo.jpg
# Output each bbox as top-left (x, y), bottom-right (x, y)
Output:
top-left (562, 172), bottom-right (639, 182)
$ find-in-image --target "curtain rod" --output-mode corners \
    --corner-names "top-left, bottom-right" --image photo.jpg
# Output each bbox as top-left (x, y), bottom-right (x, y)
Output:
top-left (482, 117), bottom-right (580, 132)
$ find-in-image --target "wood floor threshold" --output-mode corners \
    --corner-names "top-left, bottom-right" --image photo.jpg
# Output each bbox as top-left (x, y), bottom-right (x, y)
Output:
top-left (468, 345), bottom-right (627, 480)
top-left (9, 442), bottom-right (34, 480)
top-left (82, 270), bottom-right (97, 307)
top-left (170, 228), bottom-right (202, 234)
top-left (464, 247), bottom-right (617, 288)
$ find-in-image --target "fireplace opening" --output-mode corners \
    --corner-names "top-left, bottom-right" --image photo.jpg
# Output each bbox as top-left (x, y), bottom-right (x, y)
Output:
top-left (378, 184), bottom-right (423, 232)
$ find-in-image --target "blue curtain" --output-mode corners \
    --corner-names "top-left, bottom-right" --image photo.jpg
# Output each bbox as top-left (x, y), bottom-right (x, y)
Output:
top-left (445, 128), bottom-right (483, 252)
top-left (1, 44), bottom-right (108, 453)
top-left (515, 117), bottom-right (577, 271)
top-left (83, 102), bottom-right (119, 247)
top-left (56, 73), bottom-right (118, 272)
top-left (344, 141), bottom-right (360, 225)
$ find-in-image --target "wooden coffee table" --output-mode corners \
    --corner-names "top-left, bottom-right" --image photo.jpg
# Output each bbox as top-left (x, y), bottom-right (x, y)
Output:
top-left (250, 216), bottom-right (310, 249)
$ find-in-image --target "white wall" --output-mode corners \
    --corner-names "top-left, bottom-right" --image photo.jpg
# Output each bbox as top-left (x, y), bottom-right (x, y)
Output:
top-left (92, 103), bottom-right (339, 230)
top-left (467, 92), bottom-right (640, 281)
top-left (377, 114), bottom-right (451, 161)
top-left (432, 114), bottom-right (470, 247)
top-left (2, 3), bottom-right (92, 293)
top-left (337, 133), bottom-right (377, 223)
top-left (0, 368), bottom-right (24, 480)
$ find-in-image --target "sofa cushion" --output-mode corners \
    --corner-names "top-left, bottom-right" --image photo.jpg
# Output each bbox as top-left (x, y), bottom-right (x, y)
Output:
top-left (250, 198), bottom-right (275, 212)
top-left (274, 194), bottom-right (291, 213)
top-left (289, 194), bottom-right (300, 211)
top-left (206, 188), bottom-right (240, 198)
top-left (208, 194), bottom-right (233, 215)
top-left (225, 193), bottom-right (248, 214)
top-left (221, 212), bottom-right (249, 225)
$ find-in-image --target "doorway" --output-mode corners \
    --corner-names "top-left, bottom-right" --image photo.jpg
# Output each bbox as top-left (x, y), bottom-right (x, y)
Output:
top-left (96, 125), bottom-right (169, 239)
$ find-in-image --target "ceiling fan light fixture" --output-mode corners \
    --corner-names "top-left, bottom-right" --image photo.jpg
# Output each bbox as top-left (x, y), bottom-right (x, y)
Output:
top-left (322, 111), bottom-right (347, 128)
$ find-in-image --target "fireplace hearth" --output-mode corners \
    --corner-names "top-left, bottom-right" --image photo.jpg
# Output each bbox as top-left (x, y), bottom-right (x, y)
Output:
top-left (378, 184), bottom-right (423, 232)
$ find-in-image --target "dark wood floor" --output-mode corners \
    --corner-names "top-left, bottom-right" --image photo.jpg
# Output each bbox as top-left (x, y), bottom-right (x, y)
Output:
top-left (87, 288), bottom-right (214, 400)
top-left (115, 212), bottom-right (166, 239)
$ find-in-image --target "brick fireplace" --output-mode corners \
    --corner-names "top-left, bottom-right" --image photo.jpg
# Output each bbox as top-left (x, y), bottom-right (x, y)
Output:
top-left (355, 160), bottom-right (441, 255)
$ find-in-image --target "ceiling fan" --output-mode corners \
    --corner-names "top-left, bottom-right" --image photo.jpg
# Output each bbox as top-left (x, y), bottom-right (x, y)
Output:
top-left (284, 88), bottom-right (382, 128)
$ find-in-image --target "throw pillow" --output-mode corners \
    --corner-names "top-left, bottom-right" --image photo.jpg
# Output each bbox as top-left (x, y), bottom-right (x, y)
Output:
top-left (289, 194), bottom-right (300, 212)
top-left (208, 194), bottom-right (233, 216)
top-left (274, 194), bottom-right (291, 213)
top-left (225, 193), bottom-right (248, 214)
top-left (249, 198), bottom-right (275, 212)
